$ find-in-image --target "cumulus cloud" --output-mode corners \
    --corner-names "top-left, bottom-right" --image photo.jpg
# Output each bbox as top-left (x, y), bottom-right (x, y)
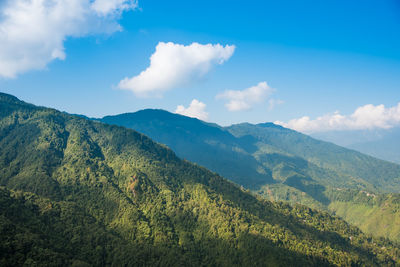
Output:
top-left (216, 81), bottom-right (274, 111)
top-left (0, 0), bottom-right (137, 78)
top-left (118, 42), bottom-right (235, 97)
top-left (175, 99), bottom-right (209, 121)
top-left (276, 102), bottom-right (400, 133)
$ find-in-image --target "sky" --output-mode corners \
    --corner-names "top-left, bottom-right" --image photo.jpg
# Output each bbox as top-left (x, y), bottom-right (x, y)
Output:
top-left (0, 0), bottom-right (400, 132)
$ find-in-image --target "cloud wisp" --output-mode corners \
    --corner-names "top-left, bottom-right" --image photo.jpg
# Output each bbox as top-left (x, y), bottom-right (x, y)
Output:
top-left (118, 42), bottom-right (235, 97)
top-left (91, 0), bottom-right (137, 15)
top-left (216, 81), bottom-right (274, 111)
top-left (0, 0), bottom-right (137, 78)
top-left (175, 99), bottom-right (209, 121)
top-left (268, 98), bottom-right (284, 111)
top-left (276, 102), bottom-right (400, 133)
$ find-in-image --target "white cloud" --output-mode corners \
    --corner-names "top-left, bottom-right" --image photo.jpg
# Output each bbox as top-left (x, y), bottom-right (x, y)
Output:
top-left (175, 99), bottom-right (209, 121)
top-left (276, 102), bottom-right (400, 133)
top-left (0, 0), bottom-right (136, 78)
top-left (216, 81), bottom-right (274, 111)
top-left (118, 42), bottom-right (235, 97)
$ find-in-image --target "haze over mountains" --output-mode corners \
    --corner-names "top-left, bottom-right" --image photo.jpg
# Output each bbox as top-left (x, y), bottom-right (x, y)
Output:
top-left (2, 92), bottom-right (400, 266)
top-left (312, 128), bottom-right (400, 164)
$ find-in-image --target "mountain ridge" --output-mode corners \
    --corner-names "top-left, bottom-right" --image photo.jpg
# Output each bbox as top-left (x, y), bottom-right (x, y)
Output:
top-left (100, 108), bottom-right (400, 193)
top-left (99, 108), bottom-right (400, 242)
top-left (1, 92), bottom-right (400, 266)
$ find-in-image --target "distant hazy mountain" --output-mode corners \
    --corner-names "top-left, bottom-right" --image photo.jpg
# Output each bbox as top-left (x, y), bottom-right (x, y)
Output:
top-left (312, 128), bottom-right (400, 164)
top-left (4, 92), bottom-right (399, 265)
top-left (101, 109), bottom-right (400, 241)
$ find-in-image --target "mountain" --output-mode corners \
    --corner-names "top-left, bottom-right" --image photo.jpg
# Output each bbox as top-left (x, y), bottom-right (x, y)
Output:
top-left (1, 92), bottom-right (399, 266)
top-left (101, 110), bottom-right (400, 194)
top-left (101, 110), bottom-right (275, 190)
top-left (100, 109), bottom-right (400, 241)
top-left (227, 123), bottom-right (400, 192)
top-left (311, 128), bottom-right (400, 164)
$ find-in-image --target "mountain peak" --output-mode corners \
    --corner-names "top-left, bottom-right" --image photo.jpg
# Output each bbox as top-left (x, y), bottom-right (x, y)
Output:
top-left (103, 109), bottom-right (187, 121)
top-left (257, 122), bottom-right (286, 129)
top-left (102, 108), bottom-right (222, 130)
top-left (1, 92), bottom-right (400, 265)
top-left (0, 92), bottom-right (23, 104)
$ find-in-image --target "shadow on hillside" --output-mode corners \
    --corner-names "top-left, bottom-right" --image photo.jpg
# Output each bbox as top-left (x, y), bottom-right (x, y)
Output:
top-left (254, 152), bottom-right (331, 205)
top-left (172, 140), bottom-right (275, 189)
top-left (235, 134), bottom-right (260, 154)
top-left (284, 175), bottom-right (330, 205)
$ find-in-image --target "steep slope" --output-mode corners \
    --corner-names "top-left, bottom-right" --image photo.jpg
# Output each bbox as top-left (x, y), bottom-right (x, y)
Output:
top-left (227, 123), bottom-right (400, 193)
top-left (100, 109), bottom-right (400, 242)
top-left (101, 110), bottom-right (400, 194)
top-left (1, 92), bottom-right (399, 266)
top-left (101, 110), bottom-right (275, 189)
top-left (229, 124), bottom-right (400, 242)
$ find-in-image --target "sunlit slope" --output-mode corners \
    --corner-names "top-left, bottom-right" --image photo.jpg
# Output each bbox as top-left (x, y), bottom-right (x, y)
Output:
top-left (102, 110), bottom-right (400, 195)
top-left (0, 92), bottom-right (399, 266)
top-left (101, 109), bottom-right (400, 243)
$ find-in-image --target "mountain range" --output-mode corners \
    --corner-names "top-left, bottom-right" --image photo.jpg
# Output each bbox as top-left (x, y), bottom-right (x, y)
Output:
top-left (1, 92), bottom-right (400, 266)
top-left (100, 109), bottom-right (400, 241)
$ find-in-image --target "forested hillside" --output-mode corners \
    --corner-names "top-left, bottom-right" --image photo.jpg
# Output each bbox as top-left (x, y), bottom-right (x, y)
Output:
top-left (326, 189), bottom-right (400, 242)
top-left (227, 123), bottom-right (400, 192)
top-left (102, 110), bottom-right (400, 194)
top-left (101, 109), bottom-right (400, 242)
top-left (102, 110), bottom-right (275, 189)
top-left (1, 92), bottom-right (400, 266)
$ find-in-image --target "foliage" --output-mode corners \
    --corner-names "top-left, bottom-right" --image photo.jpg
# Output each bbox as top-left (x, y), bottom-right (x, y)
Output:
top-left (100, 108), bottom-right (400, 243)
top-left (326, 189), bottom-right (400, 242)
top-left (101, 110), bottom-right (400, 194)
top-left (1, 92), bottom-right (400, 266)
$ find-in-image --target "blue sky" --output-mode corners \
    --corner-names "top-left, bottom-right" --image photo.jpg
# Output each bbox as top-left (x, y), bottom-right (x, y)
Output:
top-left (1, 0), bottom-right (400, 131)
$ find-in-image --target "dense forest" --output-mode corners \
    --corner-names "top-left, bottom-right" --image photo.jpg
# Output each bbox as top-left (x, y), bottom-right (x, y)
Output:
top-left (1, 92), bottom-right (400, 266)
top-left (102, 109), bottom-right (400, 194)
top-left (100, 109), bottom-right (400, 242)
